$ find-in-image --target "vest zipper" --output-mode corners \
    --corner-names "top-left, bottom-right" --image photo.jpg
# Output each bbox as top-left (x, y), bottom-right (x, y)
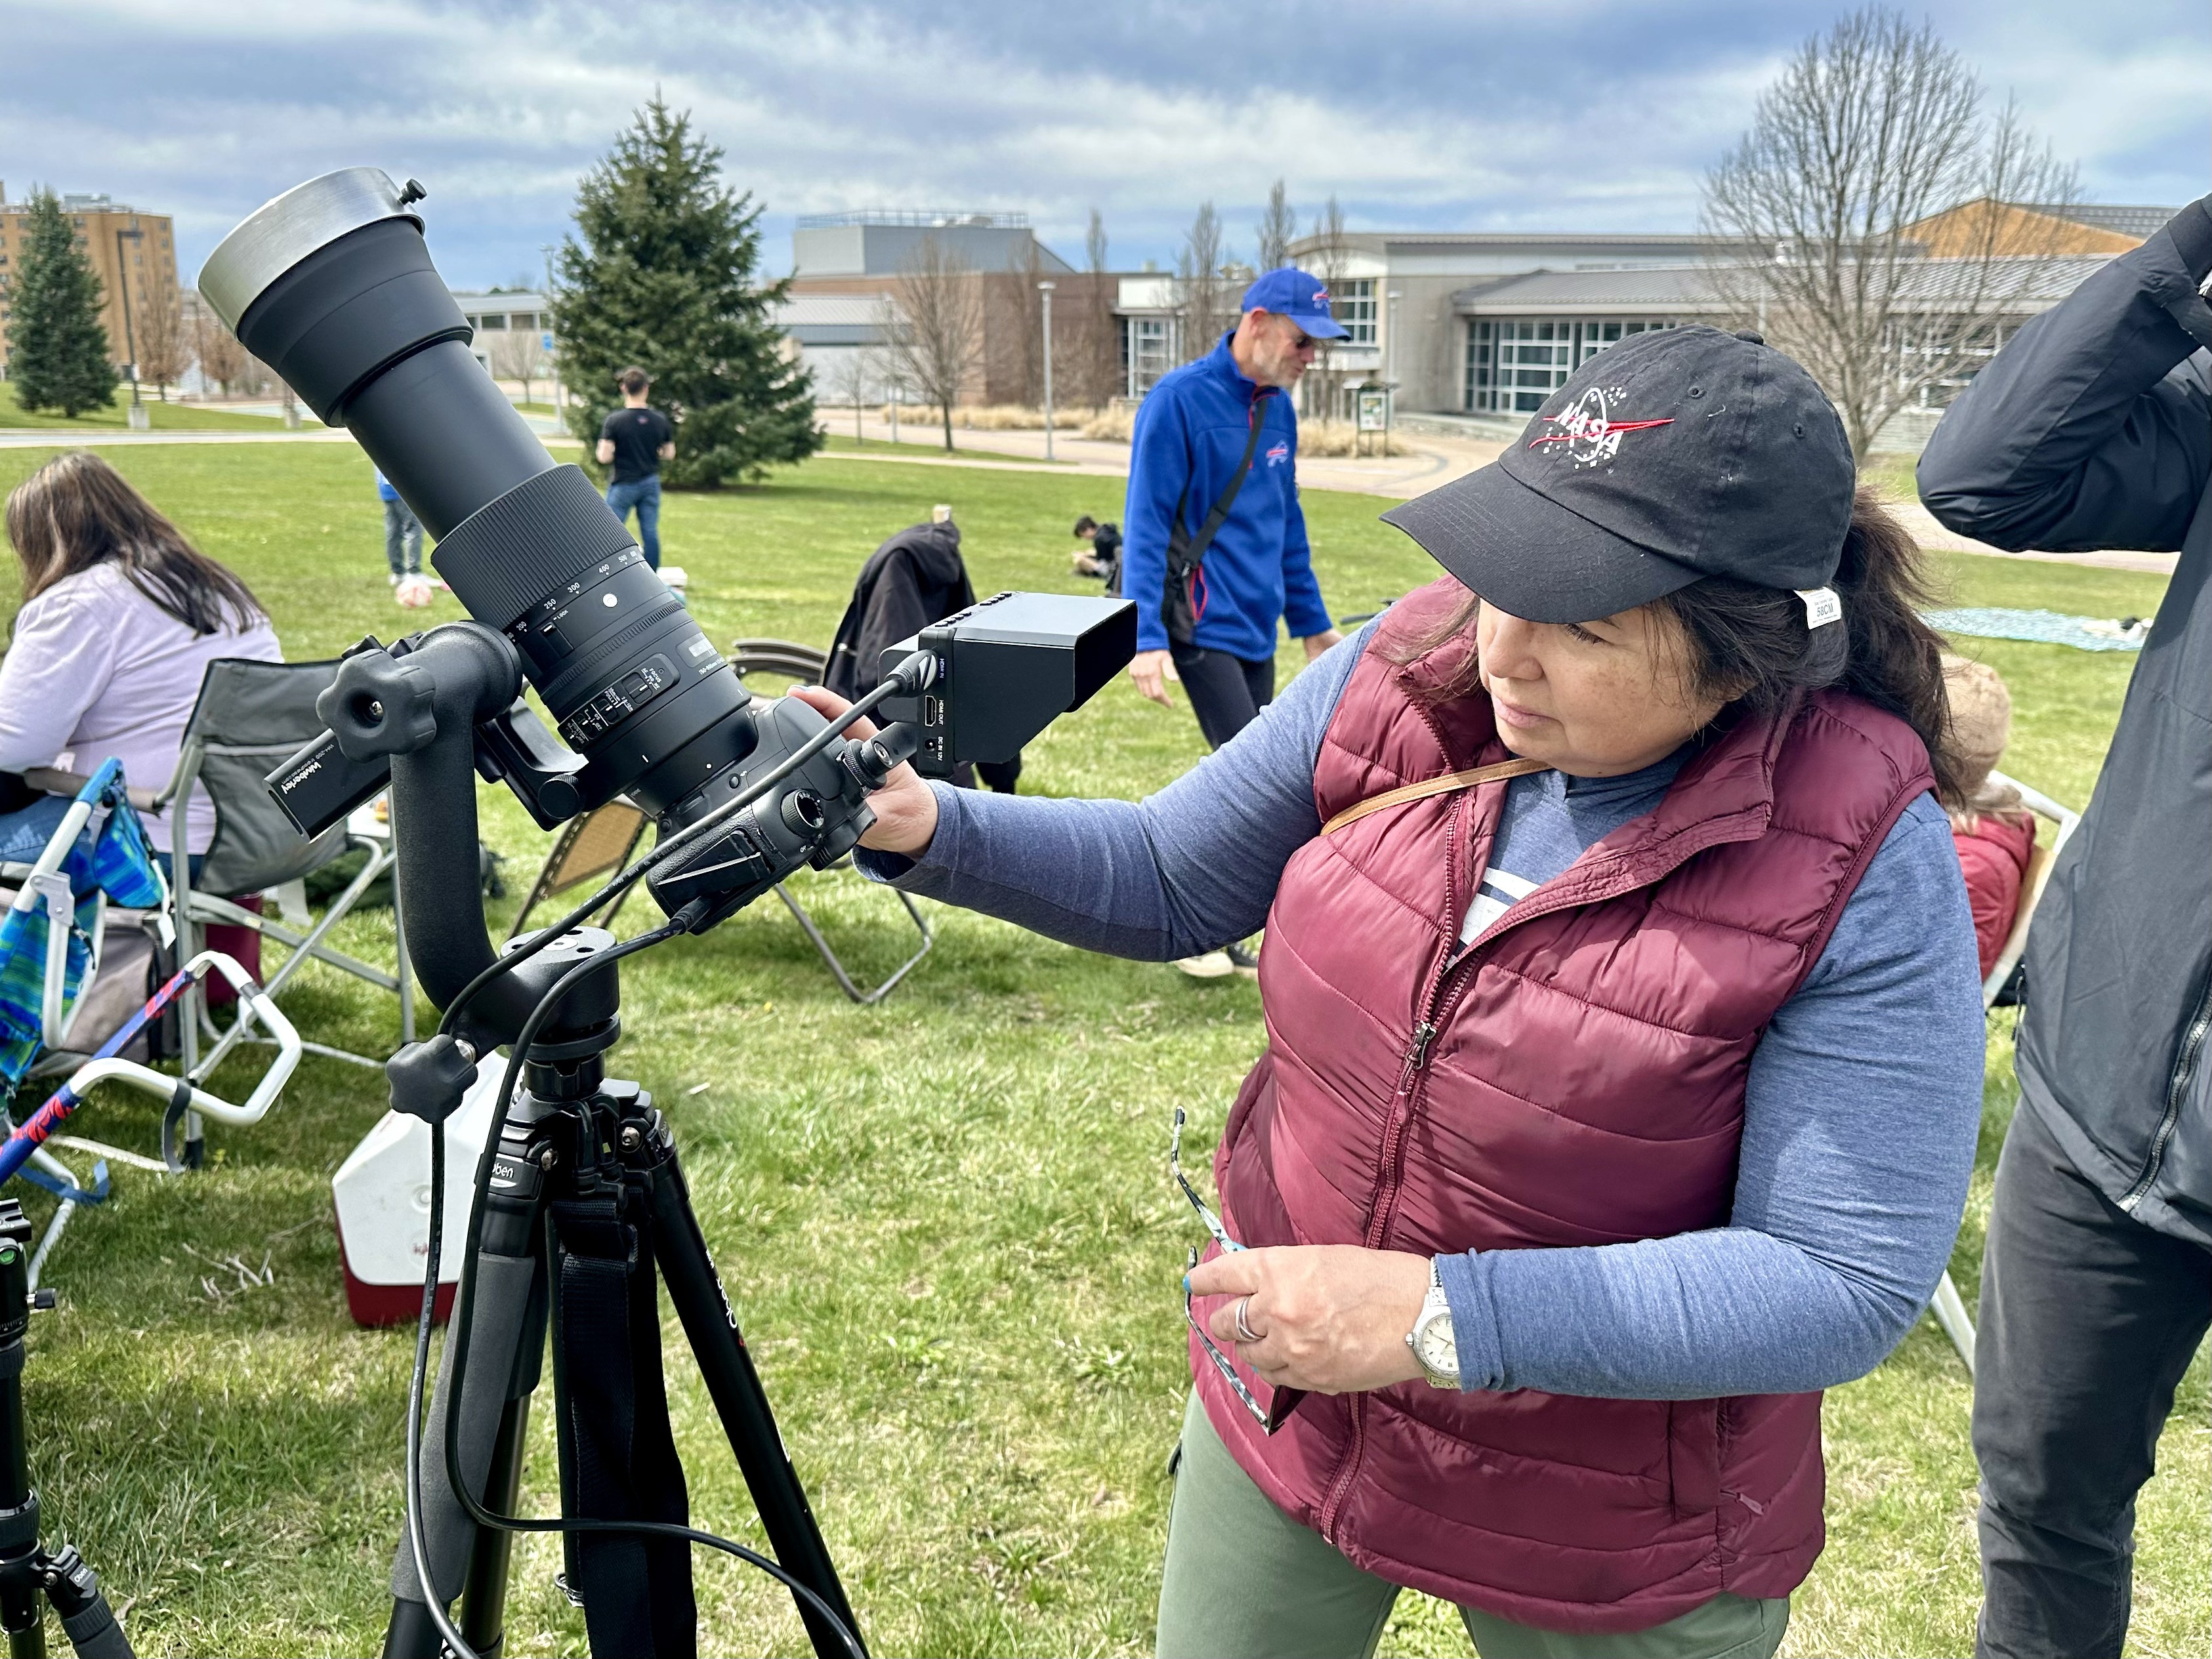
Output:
top-left (1321, 798), bottom-right (1472, 1545)
top-left (2118, 970), bottom-right (2212, 1214)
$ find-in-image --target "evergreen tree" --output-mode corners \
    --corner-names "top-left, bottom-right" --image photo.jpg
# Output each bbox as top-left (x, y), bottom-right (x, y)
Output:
top-left (5, 188), bottom-right (117, 417)
top-left (553, 98), bottom-right (820, 485)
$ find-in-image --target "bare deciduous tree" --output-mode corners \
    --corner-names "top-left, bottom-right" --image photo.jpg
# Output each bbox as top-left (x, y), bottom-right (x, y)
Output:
top-left (827, 348), bottom-right (875, 442)
top-left (1257, 179), bottom-right (1297, 272)
top-left (885, 237), bottom-right (984, 450)
top-left (1073, 207), bottom-right (1119, 408)
top-left (135, 287), bottom-right (190, 401)
top-left (487, 327), bottom-right (546, 403)
top-left (1175, 203), bottom-right (1233, 365)
top-left (1308, 194), bottom-right (1351, 420)
top-left (1700, 5), bottom-right (2079, 458)
top-left (190, 297), bottom-right (253, 396)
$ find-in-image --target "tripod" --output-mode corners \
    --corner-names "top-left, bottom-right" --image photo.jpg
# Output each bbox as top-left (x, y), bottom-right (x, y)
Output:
top-left (0, 1202), bottom-right (133, 1659)
top-left (383, 932), bottom-right (863, 1659)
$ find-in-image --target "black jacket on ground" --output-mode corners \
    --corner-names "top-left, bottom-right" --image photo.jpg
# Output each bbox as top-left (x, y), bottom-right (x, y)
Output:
top-left (1919, 197), bottom-right (2211, 1246)
top-left (822, 520), bottom-right (1018, 790)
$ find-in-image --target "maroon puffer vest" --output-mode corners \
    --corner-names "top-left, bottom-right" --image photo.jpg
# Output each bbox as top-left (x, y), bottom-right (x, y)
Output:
top-left (1197, 578), bottom-right (1934, 1633)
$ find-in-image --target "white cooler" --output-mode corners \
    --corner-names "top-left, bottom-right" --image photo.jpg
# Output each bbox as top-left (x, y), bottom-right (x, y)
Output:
top-left (331, 1061), bottom-right (504, 1326)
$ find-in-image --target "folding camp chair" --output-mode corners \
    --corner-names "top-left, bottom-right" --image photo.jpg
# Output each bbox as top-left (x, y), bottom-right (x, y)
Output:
top-left (508, 795), bottom-right (651, 939)
top-left (142, 658), bottom-right (415, 1099)
top-left (1, 760), bottom-right (169, 1086)
top-left (727, 638), bottom-right (932, 1003)
top-left (1927, 770), bottom-right (2083, 1377)
top-left (0, 762), bottom-right (303, 1282)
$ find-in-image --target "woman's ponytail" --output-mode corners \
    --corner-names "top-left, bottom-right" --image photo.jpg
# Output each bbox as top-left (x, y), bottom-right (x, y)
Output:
top-left (1659, 485), bottom-right (1964, 802)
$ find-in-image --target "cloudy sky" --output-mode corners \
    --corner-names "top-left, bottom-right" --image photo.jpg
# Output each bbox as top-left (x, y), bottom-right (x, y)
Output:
top-left (5, 0), bottom-right (2204, 291)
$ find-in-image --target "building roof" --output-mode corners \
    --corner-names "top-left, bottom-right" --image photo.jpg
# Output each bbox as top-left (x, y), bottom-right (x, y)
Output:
top-left (798, 209), bottom-right (1029, 230)
top-left (2019, 203), bottom-right (2179, 241)
top-left (1453, 254), bottom-right (2116, 316)
top-left (772, 292), bottom-right (898, 346)
top-left (1453, 264), bottom-right (1726, 313)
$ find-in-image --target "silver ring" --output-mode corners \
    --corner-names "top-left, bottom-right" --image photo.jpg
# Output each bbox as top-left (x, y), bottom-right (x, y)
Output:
top-left (1233, 1296), bottom-right (1261, 1344)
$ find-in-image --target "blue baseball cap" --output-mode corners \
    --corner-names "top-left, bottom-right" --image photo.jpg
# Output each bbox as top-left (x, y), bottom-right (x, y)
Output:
top-left (1240, 267), bottom-right (1348, 338)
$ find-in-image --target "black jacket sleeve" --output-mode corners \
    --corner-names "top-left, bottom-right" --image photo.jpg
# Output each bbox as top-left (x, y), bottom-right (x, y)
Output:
top-left (1917, 197), bottom-right (2212, 554)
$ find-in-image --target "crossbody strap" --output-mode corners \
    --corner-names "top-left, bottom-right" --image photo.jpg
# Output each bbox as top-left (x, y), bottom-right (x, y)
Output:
top-left (1320, 756), bottom-right (1549, 836)
top-left (1175, 392), bottom-right (1272, 567)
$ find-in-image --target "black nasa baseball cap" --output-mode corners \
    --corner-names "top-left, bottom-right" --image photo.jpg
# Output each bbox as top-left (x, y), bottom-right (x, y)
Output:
top-left (1380, 324), bottom-right (1855, 624)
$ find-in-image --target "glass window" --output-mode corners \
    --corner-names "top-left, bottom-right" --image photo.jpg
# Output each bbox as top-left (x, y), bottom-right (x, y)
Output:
top-left (479, 314), bottom-right (508, 331)
top-left (1333, 278), bottom-right (1377, 346)
top-left (1464, 317), bottom-right (1682, 411)
top-left (1127, 316), bottom-right (1175, 396)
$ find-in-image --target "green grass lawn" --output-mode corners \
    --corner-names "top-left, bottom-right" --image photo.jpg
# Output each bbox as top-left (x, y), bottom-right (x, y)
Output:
top-left (0, 381), bottom-right (289, 432)
top-left (0, 443), bottom-right (2201, 1657)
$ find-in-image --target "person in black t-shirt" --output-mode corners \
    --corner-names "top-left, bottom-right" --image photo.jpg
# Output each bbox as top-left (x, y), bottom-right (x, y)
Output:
top-left (596, 366), bottom-right (676, 568)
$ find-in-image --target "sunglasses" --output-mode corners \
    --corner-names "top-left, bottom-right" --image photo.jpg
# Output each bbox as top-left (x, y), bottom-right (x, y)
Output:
top-left (1171, 1107), bottom-right (1303, 1433)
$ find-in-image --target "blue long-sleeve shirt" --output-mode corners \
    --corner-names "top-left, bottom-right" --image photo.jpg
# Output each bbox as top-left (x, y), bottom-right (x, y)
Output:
top-left (1121, 334), bottom-right (1333, 657)
top-left (858, 626), bottom-right (1986, 1401)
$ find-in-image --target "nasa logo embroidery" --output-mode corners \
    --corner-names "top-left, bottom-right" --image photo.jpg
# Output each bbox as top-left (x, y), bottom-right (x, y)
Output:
top-left (1528, 386), bottom-right (1675, 468)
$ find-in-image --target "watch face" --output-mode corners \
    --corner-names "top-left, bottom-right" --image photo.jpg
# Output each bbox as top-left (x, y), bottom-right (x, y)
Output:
top-left (1416, 1312), bottom-right (1457, 1376)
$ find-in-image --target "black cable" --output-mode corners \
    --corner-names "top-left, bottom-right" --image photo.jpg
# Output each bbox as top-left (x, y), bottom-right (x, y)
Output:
top-left (402, 675), bottom-right (922, 1657)
top-left (436, 670), bottom-right (921, 1044)
top-left (407, 931), bottom-right (869, 1659)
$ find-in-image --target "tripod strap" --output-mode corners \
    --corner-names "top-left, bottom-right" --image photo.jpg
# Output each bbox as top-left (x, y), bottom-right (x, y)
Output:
top-left (551, 1192), bottom-right (698, 1659)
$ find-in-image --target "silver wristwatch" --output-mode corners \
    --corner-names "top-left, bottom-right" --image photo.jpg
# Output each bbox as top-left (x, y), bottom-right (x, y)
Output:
top-left (1406, 1258), bottom-right (1460, 1389)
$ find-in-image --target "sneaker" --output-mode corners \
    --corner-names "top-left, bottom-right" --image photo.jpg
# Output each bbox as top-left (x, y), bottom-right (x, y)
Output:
top-left (1173, 950), bottom-right (1237, 979)
top-left (387, 571), bottom-right (402, 586)
top-left (1224, 940), bottom-right (1260, 979)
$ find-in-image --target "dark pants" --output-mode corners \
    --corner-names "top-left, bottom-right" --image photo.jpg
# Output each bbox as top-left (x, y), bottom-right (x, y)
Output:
top-left (1171, 642), bottom-right (1276, 750)
top-left (1973, 1101), bottom-right (2211, 1659)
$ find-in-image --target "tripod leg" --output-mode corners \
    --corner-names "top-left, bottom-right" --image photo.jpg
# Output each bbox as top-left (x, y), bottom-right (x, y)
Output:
top-left (637, 1136), bottom-right (866, 1659)
top-left (456, 1393), bottom-right (532, 1658)
top-left (384, 1248), bottom-right (545, 1658)
top-left (37, 1548), bottom-right (132, 1659)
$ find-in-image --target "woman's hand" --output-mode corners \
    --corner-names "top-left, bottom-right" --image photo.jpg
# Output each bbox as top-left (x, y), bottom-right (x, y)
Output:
top-left (788, 686), bottom-right (940, 856)
top-left (1186, 1245), bottom-right (1431, 1395)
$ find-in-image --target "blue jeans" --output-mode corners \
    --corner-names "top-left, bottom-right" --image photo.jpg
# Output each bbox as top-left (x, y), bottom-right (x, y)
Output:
top-left (0, 796), bottom-right (75, 865)
top-left (382, 496), bottom-right (423, 576)
top-left (604, 476), bottom-right (662, 568)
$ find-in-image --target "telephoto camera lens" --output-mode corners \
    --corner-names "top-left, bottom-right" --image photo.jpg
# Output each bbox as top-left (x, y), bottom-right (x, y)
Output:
top-left (200, 168), bottom-right (792, 838)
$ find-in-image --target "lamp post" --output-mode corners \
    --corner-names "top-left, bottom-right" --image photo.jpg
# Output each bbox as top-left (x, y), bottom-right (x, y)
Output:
top-left (1385, 289), bottom-right (1403, 452)
top-left (540, 243), bottom-right (562, 413)
top-left (1037, 280), bottom-right (1056, 462)
top-left (114, 227), bottom-right (146, 428)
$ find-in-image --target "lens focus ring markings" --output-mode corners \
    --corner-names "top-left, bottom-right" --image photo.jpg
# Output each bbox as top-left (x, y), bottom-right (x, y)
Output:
top-left (560, 655), bottom-right (678, 746)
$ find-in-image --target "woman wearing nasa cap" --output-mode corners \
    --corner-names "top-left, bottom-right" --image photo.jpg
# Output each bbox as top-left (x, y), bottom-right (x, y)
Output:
top-left (803, 324), bottom-right (1984, 1657)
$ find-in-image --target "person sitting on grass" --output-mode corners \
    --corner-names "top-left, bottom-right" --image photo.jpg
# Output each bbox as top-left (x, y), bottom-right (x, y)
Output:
top-left (0, 449), bottom-right (282, 876)
top-left (1942, 655), bottom-right (2036, 981)
top-left (801, 328), bottom-right (1984, 1659)
top-left (1070, 514), bottom-right (1122, 588)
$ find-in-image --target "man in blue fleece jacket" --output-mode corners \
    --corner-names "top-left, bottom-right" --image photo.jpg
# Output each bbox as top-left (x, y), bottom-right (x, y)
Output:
top-left (1122, 268), bottom-right (1345, 752)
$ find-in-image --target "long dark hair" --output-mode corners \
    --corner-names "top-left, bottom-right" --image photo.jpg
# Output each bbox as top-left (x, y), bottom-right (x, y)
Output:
top-left (5, 449), bottom-right (265, 636)
top-left (1391, 486), bottom-right (1964, 802)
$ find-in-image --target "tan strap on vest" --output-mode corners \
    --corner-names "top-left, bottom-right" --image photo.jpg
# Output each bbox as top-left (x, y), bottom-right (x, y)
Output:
top-left (1320, 756), bottom-right (1549, 836)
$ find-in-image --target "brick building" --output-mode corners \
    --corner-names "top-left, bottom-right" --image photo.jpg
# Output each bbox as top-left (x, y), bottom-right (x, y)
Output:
top-left (0, 187), bottom-right (181, 379)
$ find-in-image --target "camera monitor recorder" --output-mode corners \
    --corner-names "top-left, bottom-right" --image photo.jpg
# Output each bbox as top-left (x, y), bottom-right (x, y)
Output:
top-left (200, 167), bottom-right (1135, 1659)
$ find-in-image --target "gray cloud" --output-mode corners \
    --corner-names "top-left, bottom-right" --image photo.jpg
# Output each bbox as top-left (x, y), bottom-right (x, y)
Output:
top-left (1, 0), bottom-right (2202, 289)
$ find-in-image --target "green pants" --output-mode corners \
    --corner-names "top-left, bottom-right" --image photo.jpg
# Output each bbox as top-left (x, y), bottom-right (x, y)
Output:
top-left (1156, 1393), bottom-right (1789, 1659)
